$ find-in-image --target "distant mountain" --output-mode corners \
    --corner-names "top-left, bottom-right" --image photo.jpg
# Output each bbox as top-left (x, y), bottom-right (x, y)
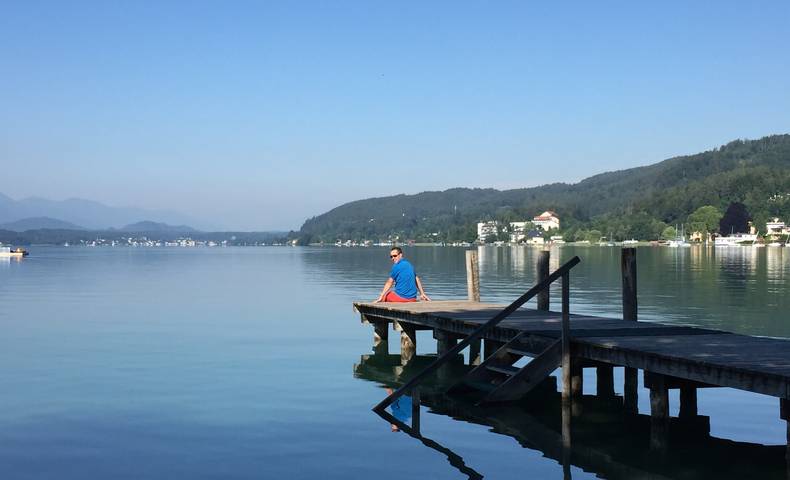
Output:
top-left (120, 221), bottom-right (197, 233)
top-left (0, 217), bottom-right (86, 232)
top-left (0, 195), bottom-right (205, 230)
top-left (298, 134), bottom-right (790, 242)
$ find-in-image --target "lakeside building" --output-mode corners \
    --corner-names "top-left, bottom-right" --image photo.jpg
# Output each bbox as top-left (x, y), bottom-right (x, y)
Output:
top-left (508, 221), bottom-right (528, 243)
top-left (533, 211), bottom-right (560, 231)
top-left (766, 218), bottom-right (790, 236)
top-left (477, 221), bottom-right (499, 242)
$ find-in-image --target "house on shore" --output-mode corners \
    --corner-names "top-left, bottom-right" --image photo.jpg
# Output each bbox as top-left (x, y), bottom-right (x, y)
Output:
top-left (533, 211), bottom-right (560, 231)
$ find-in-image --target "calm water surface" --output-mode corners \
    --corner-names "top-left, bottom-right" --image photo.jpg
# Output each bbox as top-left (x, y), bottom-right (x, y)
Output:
top-left (1, 245), bottom-right (789, 479)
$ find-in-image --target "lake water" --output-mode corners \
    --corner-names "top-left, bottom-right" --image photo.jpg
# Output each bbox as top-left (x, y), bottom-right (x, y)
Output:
top-left (1, 245), bottom-right (789, 479)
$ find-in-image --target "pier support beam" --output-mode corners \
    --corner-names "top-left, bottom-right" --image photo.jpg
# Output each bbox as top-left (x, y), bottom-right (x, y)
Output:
top-left (649, 373), bottom-right (669, 451)
top-left (373, 321), bottom-right (389, 344)
top-left (597, 366), bottom-right (615, 397)
top-left (679, 387), bottom-right (698, 418)
top-left (468, 338), bottom-right (481, 366)
top-left (624, 367), bottom-right (638, 413)
top-left (434, 330), bottom-right (457, 356)
top-left (571, 365), bottom-right (584, 398)
top-left (398, 324), bottom-right (417, 363)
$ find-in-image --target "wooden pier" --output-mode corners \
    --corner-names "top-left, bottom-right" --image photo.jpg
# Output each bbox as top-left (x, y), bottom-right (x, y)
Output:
top-left (354, 249), bottom-right (790, 461)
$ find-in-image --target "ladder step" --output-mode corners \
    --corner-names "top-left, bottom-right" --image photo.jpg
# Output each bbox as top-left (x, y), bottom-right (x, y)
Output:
top-left (486, 364), bottom-right (519, 376)
top-left (505, 347), bottom-right (534, 358)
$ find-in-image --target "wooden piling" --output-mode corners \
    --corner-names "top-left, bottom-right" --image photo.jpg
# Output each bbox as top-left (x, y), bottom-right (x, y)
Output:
top-left (468, 338), bottom-right (481, 365)
top-left (679, 387), bottom-right (698, 418)
top-left (399, 324), bottom-right (417, 363)
top-left (561, 272), bottom-right (572, 402)
top-left (434, 330), bottom-right (457, 355)
top-left (622, 248), bottom-right (637, 321)
top-left (622, 248), bottom-right (639, 412)
top-left (649, 373), bottom-right (669, 450)
top-left (466, 249), bottom-right (480, 302)
top-left (537, 250), bottom-right (550, 311)
top-left (597, 366), bottom-right (615, 397)
top-left (373, 321), bottom-right (389, 344)
top-left (571, 365), bottom-right (583, 397)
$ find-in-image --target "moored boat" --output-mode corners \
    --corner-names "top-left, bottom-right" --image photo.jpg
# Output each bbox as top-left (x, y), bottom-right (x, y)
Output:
top-left (0, 246), bottom-right (29, 257)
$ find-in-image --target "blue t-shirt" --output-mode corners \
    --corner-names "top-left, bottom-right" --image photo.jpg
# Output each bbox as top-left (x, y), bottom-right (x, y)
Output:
top-left (390, 259), bottom-right (418, 299)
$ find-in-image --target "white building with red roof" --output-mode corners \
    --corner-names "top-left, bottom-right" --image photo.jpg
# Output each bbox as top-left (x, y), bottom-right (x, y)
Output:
top-left (532, 211), bottom-right (560, 231)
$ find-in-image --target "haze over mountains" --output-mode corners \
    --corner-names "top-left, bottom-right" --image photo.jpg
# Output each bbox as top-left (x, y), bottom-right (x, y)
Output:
top-left (0, 193), bottom-right (204, 231)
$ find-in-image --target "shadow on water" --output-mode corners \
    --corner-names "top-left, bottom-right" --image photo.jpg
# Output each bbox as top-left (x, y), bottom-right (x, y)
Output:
top-left (354, 352), bottom-right (787, 480)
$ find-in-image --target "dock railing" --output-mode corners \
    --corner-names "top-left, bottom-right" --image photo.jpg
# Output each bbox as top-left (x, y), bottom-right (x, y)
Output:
top-left (373, 255), bottom-right (581, 413)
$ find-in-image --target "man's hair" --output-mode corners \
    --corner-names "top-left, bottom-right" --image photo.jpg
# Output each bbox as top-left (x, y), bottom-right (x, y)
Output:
top-left (390, 246), bottom-right (403, 255)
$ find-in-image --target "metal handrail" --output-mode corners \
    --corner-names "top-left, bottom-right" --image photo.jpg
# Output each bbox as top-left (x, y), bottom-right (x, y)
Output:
top-left (373, 255), bottom-right (581, 412)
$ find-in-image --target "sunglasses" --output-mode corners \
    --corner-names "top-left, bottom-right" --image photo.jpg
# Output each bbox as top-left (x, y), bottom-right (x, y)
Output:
top-left (389, 253), bottom-right (400, 258)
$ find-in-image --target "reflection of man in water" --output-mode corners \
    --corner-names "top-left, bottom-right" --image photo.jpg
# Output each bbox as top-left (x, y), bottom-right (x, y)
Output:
top-left (374, 247), bottom-right (431, 303)
top-left (385, 388), bottom-right (412, 432)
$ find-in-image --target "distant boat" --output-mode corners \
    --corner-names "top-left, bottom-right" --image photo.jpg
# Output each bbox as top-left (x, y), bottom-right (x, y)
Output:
top-left (714, 233), bottom-right (758, 246)
top-left (622, 239), bottom-right (639, 245)
top-left (668, 225), bottom-right (690, 248)
top-left (0, 246), bottom-right (29, 257)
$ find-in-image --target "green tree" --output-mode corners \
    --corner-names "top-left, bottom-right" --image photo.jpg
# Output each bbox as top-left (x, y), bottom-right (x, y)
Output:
top-left (661, 226), bottom-right (677, 240)
top-left (687, 205), bottom-right (722, 235)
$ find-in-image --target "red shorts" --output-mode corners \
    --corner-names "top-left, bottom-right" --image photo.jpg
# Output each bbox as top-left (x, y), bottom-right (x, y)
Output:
top-left (384, 291), bottom-right (417, 302)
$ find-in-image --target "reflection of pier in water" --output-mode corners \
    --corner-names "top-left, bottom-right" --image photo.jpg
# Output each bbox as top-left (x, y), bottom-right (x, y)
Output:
top-left (355, 352), bottom-right (787, 479)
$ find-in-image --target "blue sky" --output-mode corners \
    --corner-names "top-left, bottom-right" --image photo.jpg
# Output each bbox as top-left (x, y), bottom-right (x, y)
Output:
top-left (1, 1), bottom-right (789, 230)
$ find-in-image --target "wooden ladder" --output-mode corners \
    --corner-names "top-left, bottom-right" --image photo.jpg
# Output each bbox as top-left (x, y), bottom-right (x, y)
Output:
top-left (450, 333), bottom-right (563, 404)
top-left (374, 255), bottom-right (580, 413)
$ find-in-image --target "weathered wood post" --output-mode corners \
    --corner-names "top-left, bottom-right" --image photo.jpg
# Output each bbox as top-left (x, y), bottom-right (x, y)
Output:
top-left (466, 249), bottom-right (482, 365)
top-left (649, 373), bottom-right (669, 451)
top-left (466, 249), bottom-right (480, 302)
top-left (597, 366), bottom-right (615, 397)
top-left (561, 272), bottom-right (572, 402)
top-left (679, 387), bottom-right (698, 418)
top-left (537, 250), bottom-right (550, 311)
top-left (395, 321), bottom-right (417, 364)
top-left (434, 330), bottom-right (457, 355)
top-left (373, 320), bottom-right (389, 355)
top-left (622, 247), bottom-right (639, 412)
top-left (468, 339), bottom-right (481, 366)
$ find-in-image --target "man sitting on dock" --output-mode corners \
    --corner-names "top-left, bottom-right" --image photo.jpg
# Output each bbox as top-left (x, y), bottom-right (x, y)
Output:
top-left (374, 247), bottom-right (431, 303)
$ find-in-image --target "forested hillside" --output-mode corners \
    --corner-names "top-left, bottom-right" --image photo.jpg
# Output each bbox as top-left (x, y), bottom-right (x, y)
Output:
top-left (298, 135), bottom-right (790, 243)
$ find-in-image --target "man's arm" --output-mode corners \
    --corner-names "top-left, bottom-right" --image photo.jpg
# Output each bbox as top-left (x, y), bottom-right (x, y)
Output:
top-left (416, 276), bottom-right (431, 301)
top-left (374, 278), bottom-right (394, 302)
